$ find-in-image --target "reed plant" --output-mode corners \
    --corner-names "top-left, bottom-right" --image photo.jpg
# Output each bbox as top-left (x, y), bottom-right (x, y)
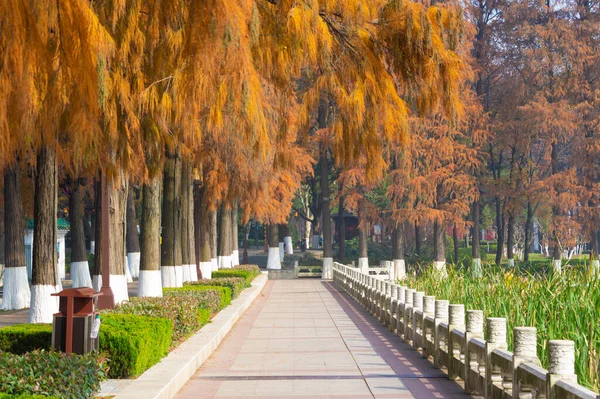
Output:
top-left (403, 265), bottom-right (600, 391)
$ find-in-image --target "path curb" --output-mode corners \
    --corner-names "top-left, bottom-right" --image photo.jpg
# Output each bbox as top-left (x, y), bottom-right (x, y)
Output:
top-left (112, 272), bottom-right (268, 399)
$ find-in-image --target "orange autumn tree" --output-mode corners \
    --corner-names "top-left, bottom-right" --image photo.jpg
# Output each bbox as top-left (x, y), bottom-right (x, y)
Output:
top-left (256, 0), bottom-right (466, 276)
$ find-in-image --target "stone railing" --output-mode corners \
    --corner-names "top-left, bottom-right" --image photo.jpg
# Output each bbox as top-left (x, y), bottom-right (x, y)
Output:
top-left (332, 262), bottom-right (599, 399)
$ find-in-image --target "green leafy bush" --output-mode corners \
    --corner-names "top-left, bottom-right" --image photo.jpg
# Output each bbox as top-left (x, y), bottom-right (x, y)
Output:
top-left (233, 264), bottom-right (261, 280)
top-left (0, 394), bottom-right (57, 399)
top-left (106, 296), bottom-right (211, 346)
top-left (187, 277), bottom-right (245, 298)
top-left (164, 285), bottom-right (230, 311)
top-left (99, 313), bottom-right (172, 379)
top-left (0, 350), bottom-right (107, 399)
top-left (0, 324), bottom-right (51, 354)
top-left (212, 270), bottom-right (253, 286)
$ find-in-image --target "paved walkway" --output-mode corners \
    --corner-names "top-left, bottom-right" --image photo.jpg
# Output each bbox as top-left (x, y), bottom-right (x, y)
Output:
top-left (176, 280), bottom-right (470, 399)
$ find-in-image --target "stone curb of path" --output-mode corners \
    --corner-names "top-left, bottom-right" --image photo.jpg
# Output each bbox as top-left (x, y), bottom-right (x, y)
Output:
top-left (110, 272), bottom-right (268, 399)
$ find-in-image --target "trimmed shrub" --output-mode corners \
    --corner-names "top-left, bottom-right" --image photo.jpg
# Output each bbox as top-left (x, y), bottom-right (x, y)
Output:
top-left (0, 324), bottom-right (52, 354)
top-left (212, 270), bottom-right (253, 286)
top-left (105, 296), bottom-right (211, 346)
top-left (0, 350), bottom-right (107, 399)
top-left (187, 277), bottom-right (245, 298)
top-left (99, 313), bottom-right (173, 379)
top-left (233, 264), bottom-right (261, 280)
top-left (0, 394), bottom-right (57, 399)
top-left (165, 285), bottom-right (231, 311)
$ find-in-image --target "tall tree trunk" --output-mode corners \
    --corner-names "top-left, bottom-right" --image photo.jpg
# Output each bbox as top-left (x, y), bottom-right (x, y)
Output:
top-left (266, 223), bottom-right (280, 269)
top-left (277, 223), bottom-right (286, 263)
top-left (319, 103), bottom-right (333, 279)
top-left (338, 194), bottom-right (346, 262)
top-left (180, 164), bottom-right (197, 282)
top-left (507, 213), bottom-right (515, 267)
top-left (195, 186), bottom-right (212, 279)
top-left (210, 209), bottom-right (218, 271)
top-left (591, 230), bottom-right (600, 274)
top-left (161, 153), bottom-right (183, 287)
top-left (392, 222), bottom-right (406, 280)
top-left (109, 175), bottom-right (129, 303)
top-left (495, 198), bottom-right (505, 266)
top-left (2, 165), bottom-right (30, 310)
top-left (29, 148), bottom-right (59, 323)
top-left (218, 204), bottom-right (233, 269)
top-left (357, 196), bottom-right (368, 273)
top-left (415, 222), bottom-right (422, 257)
top-left (242, 223), bottom-right (249, 264)
top-left (126, 185), bottom-right (141, 279)
top-left (550, 143), bottom-right (562, 272)
top-left (70, 178), bottom-right (92, 288)
top-left (433, 220), bottom-right (447, 275)
top-left (93, 179), bottom-right (102, 289)
top-left (524, 201), bottom-right (533, 262)
top-left (471, 200), bottom-right (482, 274)
top-left (83, 208), bottom-right (93, 252)
top-left (231, 202), bottom-right (240, 265)
top-left (138, 175), bottom-right (162, 297)
top-left (453, 223), bottom-right (460, 266)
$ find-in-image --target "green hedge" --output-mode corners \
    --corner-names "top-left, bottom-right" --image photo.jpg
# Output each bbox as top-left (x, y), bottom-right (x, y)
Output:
top-left (233, 264), bottom-right (261, 280)
top-left (165, 285), bottom-right (231, 310)
top-left (0, 394), bottom-right (57, 399)
top-left (0, 324), bottom-right (52, 354)
top-left (212, 270), bottom-right (253, 286)
top-left (99, 313), bottom-right (173, 379)
top-left (106, 297), bottom-right (211, 346)
top-left (0, 350), bottom-right (107, 399)
top-left (187, 277), bottom-right (245, 298)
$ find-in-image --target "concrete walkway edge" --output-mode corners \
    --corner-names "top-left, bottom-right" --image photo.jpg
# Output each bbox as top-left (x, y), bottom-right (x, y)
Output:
top-left (114, 272), bottom-right (269, 399)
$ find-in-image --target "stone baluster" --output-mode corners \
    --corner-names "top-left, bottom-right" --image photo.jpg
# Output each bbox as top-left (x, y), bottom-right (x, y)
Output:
top-left (400, 288), bottom-right (415, 339)
top-left (433, 299), bottom-right (449, 368)
top-left (512, 327), bottom-right (539, 398)
top-left (421, 296), bottom-right (436, 358)
top-left (485, 317), bottom-right (507, 398)
top-left (448, 304), bottom-right (465, 380)
top-left (410, 291), bottom-right (424, 348)
top-left (464, 310), bottom-right (484, 394)
top-left (547, 340), bottom-right (577, 399)
top-left (395, 286), bottom-right (407, 335)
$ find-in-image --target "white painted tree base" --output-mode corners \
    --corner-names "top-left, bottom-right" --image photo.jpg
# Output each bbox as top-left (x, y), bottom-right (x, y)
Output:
top-left (175, 265), bottom-right (183, 287)
top-left (125, 256), bottom-right (133, 283)
top-left (266, 247), bottom-right (281, 270)
top-left (182, 264), bottom-right (192, 283)
top-left (91, 274), bottom-right (128, 302)
top-left (552, 259), bottom-right (562, 274)
top-left (138, 270), bottom-right (163, 297)
top-left (161, 266), bottom-right (183, 288)
top-left (433, 261), bottom-right (448, 278)
top-left (112, 274), bottom-right (129, 304)
top-left (199, 261), bottom-right (212, 279)
top-left (70, 261), bottom-right (92, 288)
top-left (232, 250), bottom-right (240, 266)
top-left (311, 235), bottom-right (320, 249)
top-left (278, 243), bottom-right (285, 262)
top-left (90, 241), bottom-right (95, 254)
top-left (29, 285), bottom-right (59, 323)
top-left (284, 236), bottom-right (293, 255)
top-left (393, 259), bottom-right (406, 281)
top-left (1, 266), bottom-right (30, 310)
top-left (211, 258), bottom-right (218, 272)
top-left (322, 257), bottom-right (333, 280)
top-left (189, 264), bottom-right (198, 282)
top-left (358, 257), bottom-right (369, 274)
top-left (218, 255), bottom-right (232, 269)
top-left (471, 258), bottom-right (482, 278)
top-left (127, 252), bottom-right (141, 279)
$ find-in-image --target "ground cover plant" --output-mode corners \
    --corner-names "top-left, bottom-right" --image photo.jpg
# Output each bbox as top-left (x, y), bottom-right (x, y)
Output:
top-left (403, 265), bottom-right (600, 391)
top-left (0, 350), bottom-right (107, 398)
top-left (105, 296), bottom-right (211, 346)
top-left (164, 285), bottom-right (232, 311)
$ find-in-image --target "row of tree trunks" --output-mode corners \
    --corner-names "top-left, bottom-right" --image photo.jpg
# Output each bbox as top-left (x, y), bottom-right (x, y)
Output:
top-left (2, 165), bottom-right (29, 310)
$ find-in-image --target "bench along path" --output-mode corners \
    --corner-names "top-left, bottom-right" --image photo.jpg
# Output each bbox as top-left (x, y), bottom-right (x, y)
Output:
top-left (176, 279), bottom-right (469, 398)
